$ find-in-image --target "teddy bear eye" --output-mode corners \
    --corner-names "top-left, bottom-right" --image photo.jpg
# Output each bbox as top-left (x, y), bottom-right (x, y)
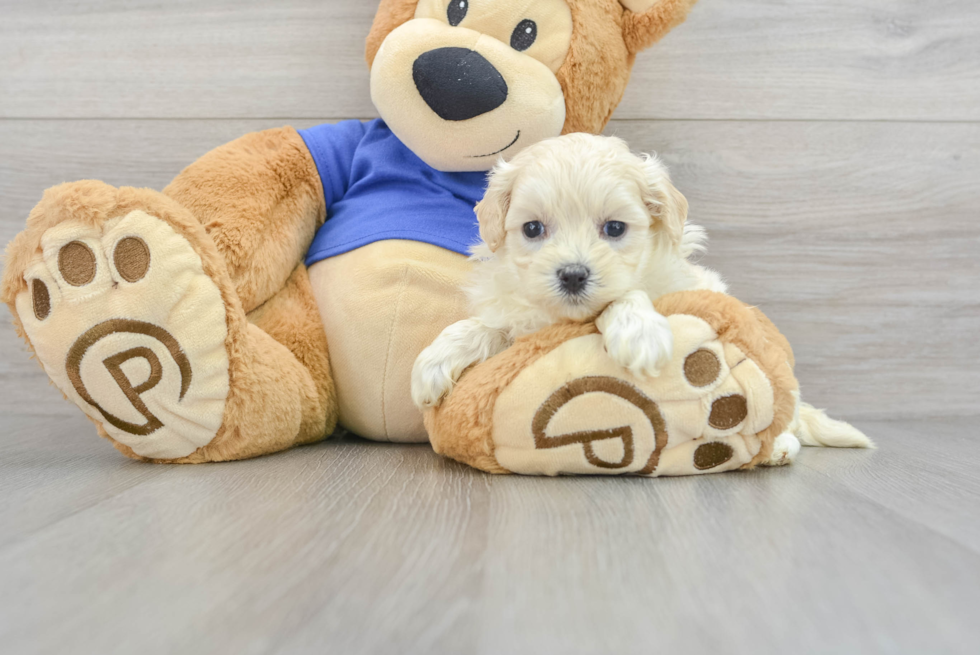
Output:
top-left (603, 221), bottom-right (627, 239)
top-left (447, 0), bottom-right (468, 26)
top-left (511, 19), bottom-right (537, 51)
top-left (522, 221), bottom-right (545, 239)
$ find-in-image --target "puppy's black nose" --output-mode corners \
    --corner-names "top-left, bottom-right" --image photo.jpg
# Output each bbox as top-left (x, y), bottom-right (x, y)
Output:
top-left (557, 265), bottom-right (591, 295)
top-left (412, 47), bottom-right (508, 121)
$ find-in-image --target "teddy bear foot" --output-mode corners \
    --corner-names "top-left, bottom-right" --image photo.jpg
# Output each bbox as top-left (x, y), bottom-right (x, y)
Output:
top-left (425, 291), bottom-right (802, 477)
top-left (9, 184), bottom-right (232, 460)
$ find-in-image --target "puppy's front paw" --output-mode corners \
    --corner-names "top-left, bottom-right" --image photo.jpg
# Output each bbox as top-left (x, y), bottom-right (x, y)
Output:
top-left (411, 348), bottom-right (456, 410)
top-left (599, 302), bottom-right (674, 378)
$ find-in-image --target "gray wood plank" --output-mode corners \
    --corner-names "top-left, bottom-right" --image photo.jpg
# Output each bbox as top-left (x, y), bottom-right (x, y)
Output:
top-left (468, 454), bottom-right (979, 655)
top-left (0, 415), bottom-right (978, 654)
top-left (0, 426), bottom-right (490, 655)
top-left (799, 417), bottom-right (980, 553)
top-left (620, 0), bottom-right (980, 121)
top-left (0, 414), bottom-right (173, 549)
top-left (1, 0), bottom-right (978, 121)
top-left (2, 119), bottom-right (977, 420)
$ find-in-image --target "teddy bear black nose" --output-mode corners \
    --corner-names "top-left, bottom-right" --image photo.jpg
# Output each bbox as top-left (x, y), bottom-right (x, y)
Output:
top-left (557, 265), bottom-right (591, 295)
top-left (412, 47), bottom-right (508, 121)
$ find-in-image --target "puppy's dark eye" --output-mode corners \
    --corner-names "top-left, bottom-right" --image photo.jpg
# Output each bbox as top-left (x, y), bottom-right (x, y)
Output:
top-left (603, 221), bottom-right (627, 239)
top-left (511, 19), bottom-right (537, 51)
top-left (522, 221), bottom-right (545, 239)
top-left (447, 0), bottom-right (468, 26)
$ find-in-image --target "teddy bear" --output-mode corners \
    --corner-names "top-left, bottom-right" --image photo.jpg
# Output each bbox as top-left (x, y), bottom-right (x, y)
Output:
top-left (1, 0), bottom-right (703, 463)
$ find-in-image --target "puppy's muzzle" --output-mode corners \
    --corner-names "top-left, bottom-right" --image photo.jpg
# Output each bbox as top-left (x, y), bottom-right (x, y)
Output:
top-left (557, 264), bottom-right (591, 296)
top-left (412, 47), bottom-right (508, 121)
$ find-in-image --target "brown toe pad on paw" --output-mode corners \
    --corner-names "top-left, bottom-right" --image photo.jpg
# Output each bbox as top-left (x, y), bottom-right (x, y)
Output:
top-left (58, 241), bottom-right (96, 286)
top-left (708, 394), bottom-right (748, 430)
top-left (693, 441), bottom-right (735, 470)
top-left (684, 348), bottom-right (721, 387)
top-left (113, 236), bottom-right (150, 283)
top-left (32, 279), bottom-right (51, 320)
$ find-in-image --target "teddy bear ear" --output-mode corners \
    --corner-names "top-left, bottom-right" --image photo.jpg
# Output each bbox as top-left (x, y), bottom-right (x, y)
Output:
top-left (366, 0), bottom-right (421, 67)
top-left (619, 0), bottom-right (698, 56)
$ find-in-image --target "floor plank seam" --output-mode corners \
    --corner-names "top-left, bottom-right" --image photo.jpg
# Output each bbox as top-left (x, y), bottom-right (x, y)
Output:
top-left (0, 466), bottom-right (175, 555)
top-left (795, 456), bottom-right (980, 557)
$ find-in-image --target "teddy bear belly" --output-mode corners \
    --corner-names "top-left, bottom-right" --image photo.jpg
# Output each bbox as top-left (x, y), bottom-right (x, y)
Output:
top-left (308, 239), bottom-right (471, 442)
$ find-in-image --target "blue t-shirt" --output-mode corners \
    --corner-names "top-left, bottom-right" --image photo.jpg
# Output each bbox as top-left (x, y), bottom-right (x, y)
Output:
top-left (300, 119), bottom-right (489, 265)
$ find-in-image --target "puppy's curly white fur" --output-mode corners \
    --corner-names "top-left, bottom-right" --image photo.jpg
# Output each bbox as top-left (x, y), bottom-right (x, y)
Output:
top-left (412, 133), bottom-right (722, 410)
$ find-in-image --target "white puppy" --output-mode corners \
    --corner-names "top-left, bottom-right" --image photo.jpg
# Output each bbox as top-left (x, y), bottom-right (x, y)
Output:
top-left (412, 134), bottom-right (872, 463)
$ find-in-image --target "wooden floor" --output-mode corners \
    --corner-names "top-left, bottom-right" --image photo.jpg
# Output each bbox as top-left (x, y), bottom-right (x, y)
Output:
top-left (1, 1), bottom-right (978, 653)
top-left (0, 415), bottom-right (977, 654)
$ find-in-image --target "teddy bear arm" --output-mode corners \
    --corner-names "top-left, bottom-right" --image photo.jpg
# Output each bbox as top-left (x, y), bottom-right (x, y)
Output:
top-left (163, 126), bottom-right (326, 314)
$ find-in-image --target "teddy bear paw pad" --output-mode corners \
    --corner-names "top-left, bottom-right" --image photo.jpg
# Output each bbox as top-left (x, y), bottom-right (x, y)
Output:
top-left (15, 210), bottom-right (229, 459)
top-left (487, 314), bottom-right (777, 476)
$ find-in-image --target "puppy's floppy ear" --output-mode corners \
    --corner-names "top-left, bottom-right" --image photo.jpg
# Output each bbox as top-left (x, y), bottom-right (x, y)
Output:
top-left (640, 154), bottom-right (687, 248)
top-left (476, 159), bottom-right (519, 252)
top-left (620, 0), bottom-right (698, 56)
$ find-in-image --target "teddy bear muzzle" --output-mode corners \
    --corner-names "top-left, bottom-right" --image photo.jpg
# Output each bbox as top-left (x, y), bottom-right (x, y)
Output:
top-left (370, 16), bottom-right (567, 173)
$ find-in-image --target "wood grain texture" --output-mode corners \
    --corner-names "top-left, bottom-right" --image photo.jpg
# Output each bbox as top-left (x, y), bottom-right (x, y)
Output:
top-left (799, 417), bottom-right (980, 552)
top-left (1, 1), bottom-right (978, 120)
top-left (2, 119), bottom-right (978, 420)
top-left (0, 414), bottom-right (978, 655)
top-left (0, 415), bottom-right (172, 549)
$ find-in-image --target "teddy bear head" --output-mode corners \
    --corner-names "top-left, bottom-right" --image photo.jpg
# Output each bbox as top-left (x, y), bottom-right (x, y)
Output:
top-left (366, 0), bottom-right (697, 172)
